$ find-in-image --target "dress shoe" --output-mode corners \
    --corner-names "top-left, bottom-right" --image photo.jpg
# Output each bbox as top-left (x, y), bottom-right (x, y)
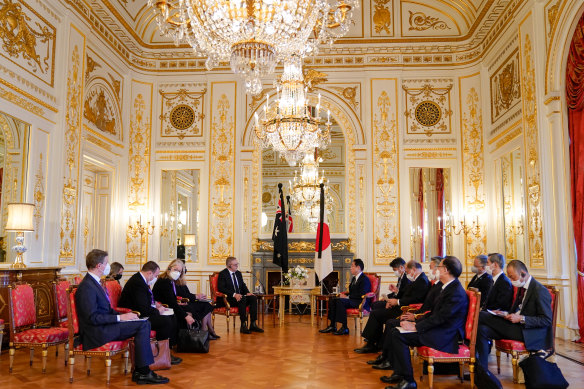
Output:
top-left (372, 360), bottom-right (393, 370)
top-left (208, 334), bottom-right (220, 340)
top-left (170, 355), bottom-right (182, 365)
top-left (355, 344), bottom-right (378, 354)
top-left (209, 332), bottom-right (221, 339)
top-left (333, 326), bottom-right (349, 335)
top-left (384, 379), bottom-right (418, 389)
top-left (367, 354), bottom-right (385, 365)
top-left (319, 325), bottom-right (335, 334)
top-left (240, 325), bottom-right (252, 334)
top-left (132, 370), bottom-right (170, 385)
top-left (380, 374), bottom-right (403, 384)
top-left (249, 323), bottom-right (264, 333)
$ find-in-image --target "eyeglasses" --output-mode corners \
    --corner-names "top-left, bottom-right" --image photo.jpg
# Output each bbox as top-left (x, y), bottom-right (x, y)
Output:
top-left (230, 262), bottom-right (239, 267)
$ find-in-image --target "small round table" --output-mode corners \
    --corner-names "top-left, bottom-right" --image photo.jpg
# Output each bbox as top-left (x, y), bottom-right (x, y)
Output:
top-left (273, 286), bottom-right (321, 327)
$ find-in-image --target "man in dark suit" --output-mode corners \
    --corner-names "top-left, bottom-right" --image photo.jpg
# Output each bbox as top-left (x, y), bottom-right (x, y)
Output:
top-left (75, 249), bottom-right (169, 385)
top-left (369, 257), bottom-right (443, 370)
top-left (468, 255), bottom-right (493, 307)
top-left (119, 261), bottom-right (182, 365)
top-left (483, 253), bottom-right (513, 311)
top-left (381, 256), bottom-right (469, 389)
top-left (319, 258), bottom-right (371, 335)
top-left (476, 259), bottom-right (553, 369)
top-left (217, 256), bottom-right (264, 334)
top-left (355, 260), bottom-right (429, 353)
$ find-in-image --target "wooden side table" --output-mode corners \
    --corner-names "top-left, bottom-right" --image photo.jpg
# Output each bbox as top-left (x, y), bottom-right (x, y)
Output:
top-left (273, 286), bottom-right (320, 327)
top-left (256, 294), bottom-right (277, 328)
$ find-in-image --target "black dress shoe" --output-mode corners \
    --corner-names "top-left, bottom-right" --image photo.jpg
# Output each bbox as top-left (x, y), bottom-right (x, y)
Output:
top-left (319, 325), bottom-right (335, 333)
top-left (385, 379), bottom-right (418, 389)
top-left (170, 355), bottom-right (182, 365)
top-left (208, 334), bottom-right (220, 340)
top-left (132, 371), bottom-right (170, 385)
top-left (240, 326), bottom-right (252, 334)
top-left (355, 344), bottom-right (378, 354)
top-left (380, 374), bottom-right (403, 384)
top-left (333, 326), bottom-right (349, 335)
top-left (372, 360), bottom-right (393, 370)
top-left (249, 323), bottom-right (264, 333)
top-left (367, 354), bottom-right (385, 365)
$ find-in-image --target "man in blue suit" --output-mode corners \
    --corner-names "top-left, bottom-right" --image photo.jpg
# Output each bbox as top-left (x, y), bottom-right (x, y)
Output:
top-left (75, 249), bottom-right (169, 385)
top-left (381, 256), bottom-right (469, 389)
top-left (476, 259), bottom-right (553, 369)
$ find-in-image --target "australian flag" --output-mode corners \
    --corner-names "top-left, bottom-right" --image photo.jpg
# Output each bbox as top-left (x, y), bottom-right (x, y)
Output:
top-left (272, 183), bottom-right (289, 273)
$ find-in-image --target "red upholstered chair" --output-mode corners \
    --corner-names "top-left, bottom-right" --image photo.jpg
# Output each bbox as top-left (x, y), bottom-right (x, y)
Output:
top-left (416, 288), bottom-right (481, 389)
top-left (7, 282), bottom-right (69, 373)
top-left (209, 272), bottom-right (249, 332)
top-left (0, 318), bottom-right (4, 354)
top-left (67, 285), bottom-right (130, 384)
top-left (495, 285), bottom-right (559, 383)
top-left (53, 279), bottom-right (71, 361)
top-left (104, 280), bottom-right (132, 314)
top-left (346, 272), bottom-right (381, 333)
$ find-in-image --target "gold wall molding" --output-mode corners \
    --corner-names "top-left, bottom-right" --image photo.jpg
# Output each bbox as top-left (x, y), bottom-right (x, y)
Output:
top-left (404, 151), bottom-right (456, 159)
top-left (490, 49), bottom-right (521, 124)
top-left (255, 239), bottom-right (351, 252)
top-left (0, 0), bottom-right (56, 86)
top-left (459, 78), bottom-right (487, 261)
top-left (0, 84), bottom-right (46, 119)
top-left (208, 83), bottom-right (236, 264)
top-left (520, 32), bottom-right (544, 268)
top-left (403, 80), bottom-right (453, 137)
top-left (371, 79), bottom-right (400, 265)
top-left (0, 77), bottom-right (56, 112)
top-left (407, 11), bottom-right (451, 32)
top-left (371, 0), bottom-right (393, 36)
top-left (33, 152), bottom-right (45, 240)
top-left (126, 81), bottom-right (153, 264)
top-left (159, 87), bottom-right (206, 139)
top-left (59, 31), bottom-right (85, 265)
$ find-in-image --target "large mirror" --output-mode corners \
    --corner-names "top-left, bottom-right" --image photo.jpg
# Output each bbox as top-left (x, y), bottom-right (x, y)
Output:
top-left (409, 167), bottom-right (452, 262)
top-left (0, 111), bottom-right (29, 264)
top-left (261, 118), bottom-right (345, 234)
top-left (498, 149), bottom-right (526, 261)
top-left (159, 170), bottom-right (199, 262)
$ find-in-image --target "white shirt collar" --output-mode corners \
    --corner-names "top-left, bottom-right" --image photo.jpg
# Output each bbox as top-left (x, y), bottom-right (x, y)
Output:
top-left (139, 272), bottom-right (149, 285)
top-left (492, 271), bottom-right (502, 283)
top-left (476, 272), bottom-right (486, 279)
top-left (88, 271), bottom-right (101, 284)
top-left (523, 275), bottom-right (532, 290)
top-left (228, 269), bottom-right (237, 276)
top-left (442, 278), bottom-right (455, 290)
top-left (355, 272), bottom-right (362, 281)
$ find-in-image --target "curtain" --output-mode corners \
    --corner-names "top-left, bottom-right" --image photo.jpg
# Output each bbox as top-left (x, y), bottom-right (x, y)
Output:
top-left (436, 168), bottom-right (444, 256)
top-left (566, 15), bottom-right (584, 342)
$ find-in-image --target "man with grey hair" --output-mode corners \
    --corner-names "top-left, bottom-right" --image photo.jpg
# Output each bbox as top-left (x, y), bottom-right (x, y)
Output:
top-left (482, 253), bottom-right (513, 311)
top-left (467, 254), bottom-right (493, 307)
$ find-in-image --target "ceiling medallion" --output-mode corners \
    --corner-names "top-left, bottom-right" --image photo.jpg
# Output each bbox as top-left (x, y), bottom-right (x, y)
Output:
top-left (170, 104), bottom-right (195, 130)
top-left (254, 55), bottom-right (331, 166)
top-left (148, 0), bottom-right (359, 95)
top-left (414, 100), bottom-right (441, 127)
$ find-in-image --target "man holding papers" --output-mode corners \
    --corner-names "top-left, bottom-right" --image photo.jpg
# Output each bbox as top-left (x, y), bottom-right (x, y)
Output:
top-left (381, 256), bottom-right (468, 389)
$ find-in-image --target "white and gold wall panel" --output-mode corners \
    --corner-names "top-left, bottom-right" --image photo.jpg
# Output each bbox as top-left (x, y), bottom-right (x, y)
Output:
top-left (370, 0), bottom-right (394, 37)
top-left (459, 73), bottom-right (487, 262)
top-left (0, 0), bottom-right (56, 87)
top-left (519, 15), bottom-right (544, 269)
top-left (158, 82), bottom-right (206, 141)
top-left (58, 24), bottom-right (85, 266)
top-left (26, 126), bottom-right (48, 264)
top-left (208, 82), bottom-right (236, 265)
top-left (400, 1), bottom-right (462, 37)
top-left (490, 49), bottom-right (521, 125)
top-left (126, 79), bottom-right (153, 264)
top-left (371, 79), bottom-right (400, 265)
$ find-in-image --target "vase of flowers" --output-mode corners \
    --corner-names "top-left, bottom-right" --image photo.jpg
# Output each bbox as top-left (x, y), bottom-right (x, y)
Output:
top-left (285, 265), bottom-right (309, 287)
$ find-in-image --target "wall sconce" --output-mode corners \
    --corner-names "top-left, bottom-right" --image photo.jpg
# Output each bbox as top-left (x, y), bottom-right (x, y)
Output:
top-left (183, 233), bottom-right (196, 262)
top-left (5, 203), bottom-right (35, 269)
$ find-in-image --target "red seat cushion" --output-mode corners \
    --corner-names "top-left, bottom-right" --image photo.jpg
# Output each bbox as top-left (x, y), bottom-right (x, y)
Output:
top-left (150, 331), bottom-right (156, 338)
top-left (495, 339), bottom-right (527, 351)
top-left (346, 308), bottom-right (370, 316)
top-left (74, 340), bottom-right (129, 352)
top-left (59, 320), bottom-right (69, 328)
top-left (417, 344), bottom-right (471, 358)
top-left (14, 327), bottom-right (69, 343)
top-left (214, 307), bottom-right (241, 315)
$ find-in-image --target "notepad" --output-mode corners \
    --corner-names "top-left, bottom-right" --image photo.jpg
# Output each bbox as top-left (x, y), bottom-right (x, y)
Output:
top-left (487, 310), bottom-right (508, 317)
top-left (396, 326), bottom-right (417, 334)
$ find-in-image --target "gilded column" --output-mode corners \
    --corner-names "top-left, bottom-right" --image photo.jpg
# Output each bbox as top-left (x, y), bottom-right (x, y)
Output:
top-left (58, 26), bottom-right (85, 265)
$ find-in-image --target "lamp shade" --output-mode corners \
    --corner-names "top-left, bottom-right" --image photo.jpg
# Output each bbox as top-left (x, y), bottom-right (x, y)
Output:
top-left (183, 234), bottom-right (196, 246)
top-left (5, 203), bottom-right (35, 231)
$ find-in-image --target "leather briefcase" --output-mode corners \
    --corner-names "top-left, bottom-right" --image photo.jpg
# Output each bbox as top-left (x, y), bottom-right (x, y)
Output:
top-left (130, 338), bottom-right (171, 371)
top-left (177, 322), bottom-right (210, 353)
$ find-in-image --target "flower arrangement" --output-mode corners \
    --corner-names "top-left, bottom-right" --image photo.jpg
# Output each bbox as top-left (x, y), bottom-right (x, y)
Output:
top-left (284, 265), bottom-right (309, 283)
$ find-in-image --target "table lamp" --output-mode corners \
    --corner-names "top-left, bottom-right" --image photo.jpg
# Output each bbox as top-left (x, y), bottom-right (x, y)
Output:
top-left (184, 233), bottom-right (196, 262)
top-left (5, 203), bottom-right (35, 269)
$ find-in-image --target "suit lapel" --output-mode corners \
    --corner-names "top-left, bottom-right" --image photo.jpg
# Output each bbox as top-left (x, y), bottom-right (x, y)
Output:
top-left (520, 278), bottom-right (537, 313)
top-left (88, 274), bottom-right (109, 302)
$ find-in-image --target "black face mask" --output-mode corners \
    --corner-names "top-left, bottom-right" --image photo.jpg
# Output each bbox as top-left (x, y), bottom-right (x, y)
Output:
top-left (113, 274), bottom-right (123, 281)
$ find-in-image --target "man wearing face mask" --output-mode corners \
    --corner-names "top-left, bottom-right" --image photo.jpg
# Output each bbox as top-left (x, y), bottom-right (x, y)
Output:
top-left (355, 260), bottom-right (429, 354)
top-left (467, 255), bottom-right (493, 307)
top-left (476, 259), bottom-right (553, 370)
top-left (119, 261), bottom-right (182, 365)
top-left (481, 253), bottom-right (513, 311)
top-left (76, 250), bottom-right (169, 385)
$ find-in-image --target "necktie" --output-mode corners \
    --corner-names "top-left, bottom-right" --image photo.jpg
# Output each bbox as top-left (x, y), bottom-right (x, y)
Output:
top-left (172, 281), bottom-right (177, 295)
top-left (232, 272), bottom-right (240, 294)
top-left (396, 275), bottom-right (402, 291)
top-left (511, 287), bottom-right (526, 313)
top-left (100, 279), bottom-right (111, 303)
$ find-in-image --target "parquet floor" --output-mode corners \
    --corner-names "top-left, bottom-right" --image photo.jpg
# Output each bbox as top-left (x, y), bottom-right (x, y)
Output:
top-left (1, 315), bottom-right (583, 388)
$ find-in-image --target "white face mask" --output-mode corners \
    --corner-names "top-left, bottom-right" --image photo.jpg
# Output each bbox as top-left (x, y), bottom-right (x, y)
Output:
top-left (407, 273), bottom-right (415, 282)
top-left (103, 262), bottom-right (111, 277)
top-left (471, 266), bottom-right (479, 274)
top-left (434, 269), bottom-right (440, 280)
top-left (485, 265), bottom-right (493, 275)
top-left (149, 276), bottom-right (158, 286)
top-left (170, 270), bottom-right (181, 281)
top-left (394, 270), bottom-right (401, 278)
top-left (511, 279), bottom-right (525, 288)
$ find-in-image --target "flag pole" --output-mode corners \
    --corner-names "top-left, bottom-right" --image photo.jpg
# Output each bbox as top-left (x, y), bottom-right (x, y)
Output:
top-left (318, 183), bottom-right (325, 295)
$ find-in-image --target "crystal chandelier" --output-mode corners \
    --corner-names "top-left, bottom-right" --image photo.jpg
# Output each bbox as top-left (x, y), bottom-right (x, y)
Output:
top-left (254, 55), bottom-right (331, 166)
top-left (289, 152), bottom-right (333, 224)
top-left (148, 0), bottom-right (359, 95)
